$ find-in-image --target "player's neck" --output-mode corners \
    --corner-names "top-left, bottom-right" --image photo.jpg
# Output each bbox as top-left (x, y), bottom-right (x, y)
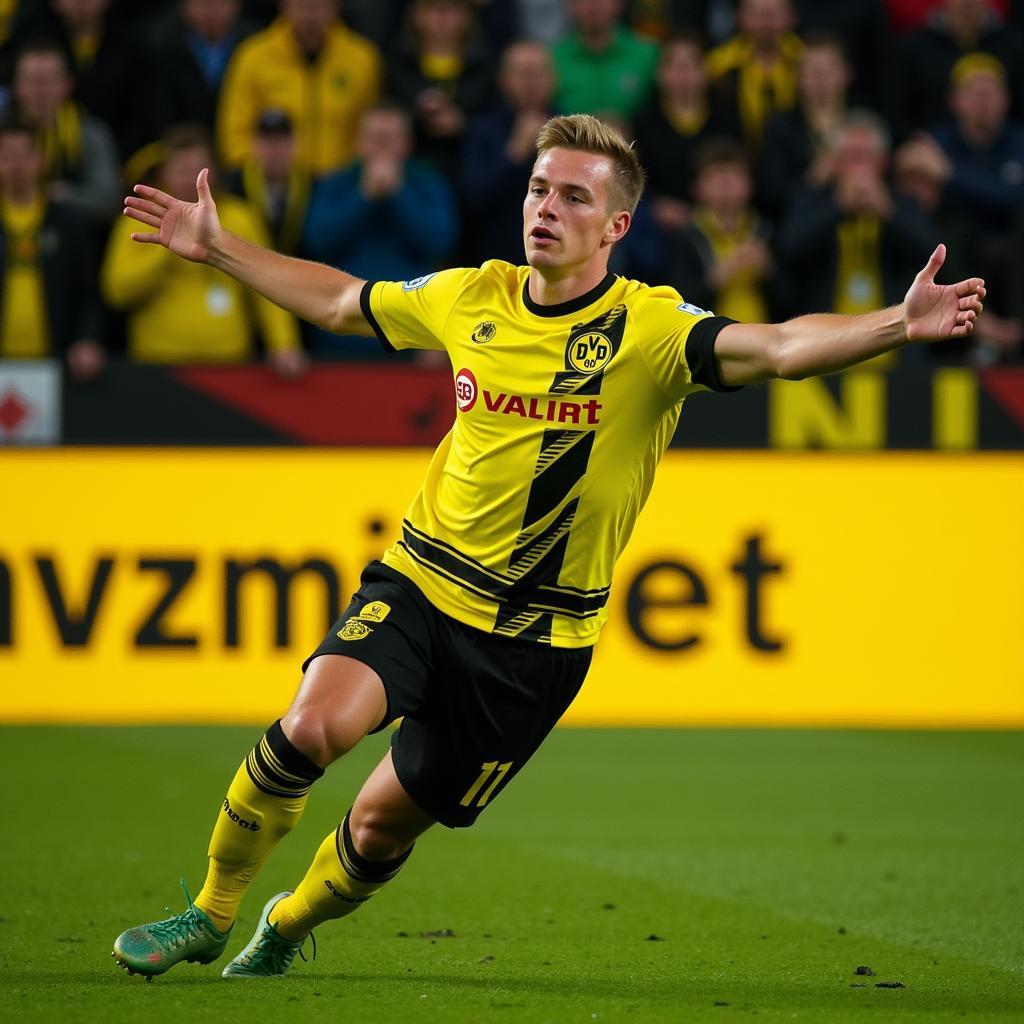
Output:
top-left (527, 265), bottom-right (611, 309)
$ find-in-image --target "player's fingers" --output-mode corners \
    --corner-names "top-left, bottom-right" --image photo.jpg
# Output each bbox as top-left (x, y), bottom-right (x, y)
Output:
top-left (959, 294), bottom-right (983, 311)
top-left (133, 183), bottom-right (175, 207)
top-left (124, 196), bottom-right (164, 217)
top-left (915, 243), bottom-right (946, 283)
top-left (954, 276), bottom-right (985, 298)
top-left (130, 231), bottom-right (162, 244)
top-left (124, 208), bottom-right (161, 229)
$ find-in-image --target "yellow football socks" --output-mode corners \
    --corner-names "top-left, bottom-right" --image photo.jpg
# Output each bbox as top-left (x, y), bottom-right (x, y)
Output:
top-left (269, 813), bottom-right (412, 940)
top-left (194, 721), bottom-right (323, 932)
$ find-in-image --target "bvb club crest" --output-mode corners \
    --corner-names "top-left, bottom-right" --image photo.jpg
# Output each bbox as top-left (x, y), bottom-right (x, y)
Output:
top-left (337, 619), bottom-right (372, 641)
top-left (567, 331), bottom-right (613, 374)
top-left (471, 321), bottom-right (497, 344)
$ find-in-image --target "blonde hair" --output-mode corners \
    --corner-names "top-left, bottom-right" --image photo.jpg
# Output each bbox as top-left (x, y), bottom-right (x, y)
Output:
top-left (535, 114), bottom-right (646, 214)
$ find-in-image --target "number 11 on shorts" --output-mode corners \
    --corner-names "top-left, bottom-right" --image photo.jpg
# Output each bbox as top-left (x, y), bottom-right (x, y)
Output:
top-left (460, 760), bottom-right (513, 808)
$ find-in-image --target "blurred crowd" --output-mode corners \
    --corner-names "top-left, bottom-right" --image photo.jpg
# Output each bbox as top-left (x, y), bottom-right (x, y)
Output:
top-left (1, 0), bottom-right (1023, 380)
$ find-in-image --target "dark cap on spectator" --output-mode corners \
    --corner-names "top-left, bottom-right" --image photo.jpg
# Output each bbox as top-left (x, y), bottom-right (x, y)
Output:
top-left (257, 109), bottom-right (293, 135)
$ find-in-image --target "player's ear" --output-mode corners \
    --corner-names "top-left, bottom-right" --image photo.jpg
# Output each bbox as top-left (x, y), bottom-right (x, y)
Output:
top-left (604, 209), bottom-right (631, 245)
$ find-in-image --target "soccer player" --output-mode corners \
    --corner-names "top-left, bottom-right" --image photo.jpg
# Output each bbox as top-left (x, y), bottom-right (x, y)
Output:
top-left (112, 114), bottom-right (984, 980)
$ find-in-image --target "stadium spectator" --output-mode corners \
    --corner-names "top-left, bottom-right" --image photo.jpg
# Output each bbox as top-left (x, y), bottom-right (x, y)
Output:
top-left (225, 108), bottom-right (311, 255)
top-left (10, 39), bottom-right (118, 227)
top-left (0, 1), bottom-right (52, 86)
top-left (217, 0), bottom-right (381, 175)
top-left (300, 102), bottom-right (458, 355)
top-left (0, 117), bottom-right (103, 376)
top-left (514, 0), bottom-right (568, 43)
top-left (791, 0), bottom-right (887, 109)
top-left (101, 125), bottom-right (306, 373)
top-left (894, 53), bottom-right (1024, 362)
top-left (551, 0), bottom-right (660, 120)
top-left (888, 0), bottom-right (1024, 140)
top-left (627, 0), bottom-right (714, 43)
top-left (705, 0), bottom-right (803, 153)
top-left (461, 39), bottom-right (555, 264)
top-left (48, 0), bottom-right (155, 158)
top-left (666, 138), bottom-right (789, 322)
top-left (632, 32), bottom-right (741, 234)
top-left (775, 111), bottom-right (939, 316)
top-left (385, 0), bottom-right (496, 183)
top-left (244, 0), bottom-right (404, 46)
top-left (153, 0), bottom-right (257, 137)
top-left (759, 31), bottom-right (851, 217)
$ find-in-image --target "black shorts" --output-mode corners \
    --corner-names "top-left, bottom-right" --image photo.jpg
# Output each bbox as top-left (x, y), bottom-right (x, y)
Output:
top-left (303, 561), bottom-right (592, 828)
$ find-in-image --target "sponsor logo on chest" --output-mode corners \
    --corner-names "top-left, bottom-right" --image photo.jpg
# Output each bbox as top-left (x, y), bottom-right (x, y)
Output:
top-left (454, 368), bottom-right (602, 424)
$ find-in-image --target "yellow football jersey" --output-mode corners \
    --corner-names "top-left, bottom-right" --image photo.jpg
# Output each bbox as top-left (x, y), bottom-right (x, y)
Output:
top-left (360, 260), bottom-right (736, 647)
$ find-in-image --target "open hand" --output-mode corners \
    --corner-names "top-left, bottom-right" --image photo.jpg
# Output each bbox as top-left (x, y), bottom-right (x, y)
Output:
top-left (904, 244), bottom-right (986, 341)
top-left (123, 168), bottom-right (221, 263)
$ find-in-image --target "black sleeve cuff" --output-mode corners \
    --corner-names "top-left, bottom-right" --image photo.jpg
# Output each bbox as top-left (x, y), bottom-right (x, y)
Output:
top-left (359, 280), bottom-right (395, 352)
top-left (684, 315), bottom-right (742, 392)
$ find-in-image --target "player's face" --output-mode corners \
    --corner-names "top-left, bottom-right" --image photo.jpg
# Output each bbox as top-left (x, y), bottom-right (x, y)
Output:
top-left (523, 147), bottom-right (630, 275)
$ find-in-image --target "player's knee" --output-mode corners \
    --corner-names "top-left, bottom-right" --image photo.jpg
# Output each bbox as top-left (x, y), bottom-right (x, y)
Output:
top-left (280, 707), bottom-right (358, 767)
top-left (349, 810), bottom-right (415, 863)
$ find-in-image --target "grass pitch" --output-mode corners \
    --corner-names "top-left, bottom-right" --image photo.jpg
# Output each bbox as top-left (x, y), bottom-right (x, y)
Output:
top-left (1, 726), bottom-right (1022, 1023)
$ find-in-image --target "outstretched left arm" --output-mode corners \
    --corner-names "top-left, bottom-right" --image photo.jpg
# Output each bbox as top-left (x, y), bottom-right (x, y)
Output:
top-left (712, 244), bottom-right (986, 386)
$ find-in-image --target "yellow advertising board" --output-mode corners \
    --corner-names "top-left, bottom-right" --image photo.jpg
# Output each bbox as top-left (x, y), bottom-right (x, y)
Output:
top-left (1, 449), bottom-right (1021, 726)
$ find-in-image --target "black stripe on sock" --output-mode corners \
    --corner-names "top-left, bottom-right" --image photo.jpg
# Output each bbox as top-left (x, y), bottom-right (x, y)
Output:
top-left (265, 720), bottom-right (324, 781)
top-left (245, 720), bottom-right (324, 796)
top-left (337, 812), bottom-right (412, 884)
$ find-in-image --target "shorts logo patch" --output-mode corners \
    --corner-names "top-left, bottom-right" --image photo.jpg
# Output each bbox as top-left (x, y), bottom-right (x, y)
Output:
top-left (455, 367), bottom-right (478, 412)
top-left (337, 619), bottom-right (373, 641)
top-left (357, 601), bottom-right (391, 623)
top-left (566, 331), bottom-right (613, 374)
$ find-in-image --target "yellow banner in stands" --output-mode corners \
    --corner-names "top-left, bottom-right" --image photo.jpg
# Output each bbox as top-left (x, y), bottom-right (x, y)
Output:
top-left (1, 450), bottom-right (1021, 726)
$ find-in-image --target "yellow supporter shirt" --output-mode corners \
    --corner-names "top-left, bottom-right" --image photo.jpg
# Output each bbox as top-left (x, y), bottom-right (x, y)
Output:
top-left (362, 262), bottom-right (736, 647)
top-left (693, 209), bottom-right (769, 324)
top-left (0, 198), bottom-right (49, 358)
top-left (101, 196), bottom-right (301, 362)
top-left (217, 18), bottom-right (381, 175)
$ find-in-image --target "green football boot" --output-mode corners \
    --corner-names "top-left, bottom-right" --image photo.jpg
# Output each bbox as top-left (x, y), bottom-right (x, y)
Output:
top-left (221, 891), bottom-right (315, 978)
top-left (112, 880), bottom-right (231, 979)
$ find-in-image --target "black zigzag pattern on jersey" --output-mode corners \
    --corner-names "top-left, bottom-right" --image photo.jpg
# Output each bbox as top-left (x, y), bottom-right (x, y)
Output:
top-left (492, 607), bottom-right (554, 643)
top-left (399, 520), bottom-right (608, 618)
top-left (519, 431), bottom-right (595, 531)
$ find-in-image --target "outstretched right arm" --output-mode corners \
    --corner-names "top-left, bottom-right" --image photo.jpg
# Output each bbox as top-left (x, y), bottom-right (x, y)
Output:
top-left (123, 168), bottom-right (372, 336)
